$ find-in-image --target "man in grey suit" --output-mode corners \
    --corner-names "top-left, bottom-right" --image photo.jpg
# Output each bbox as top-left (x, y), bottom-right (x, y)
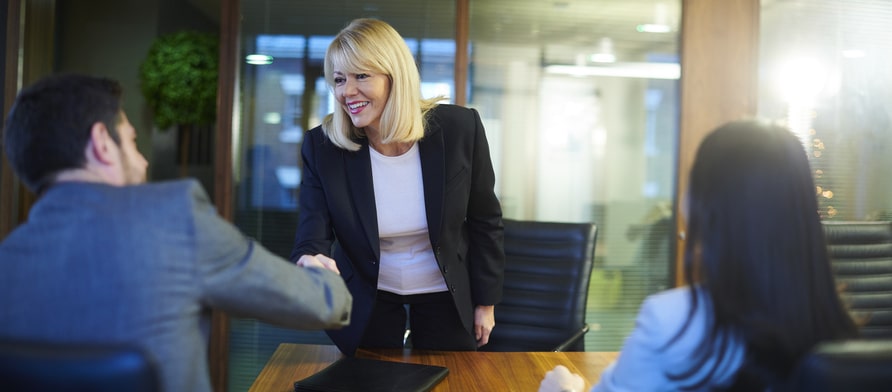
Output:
top-left (0, 74), bottom-right (352, 392)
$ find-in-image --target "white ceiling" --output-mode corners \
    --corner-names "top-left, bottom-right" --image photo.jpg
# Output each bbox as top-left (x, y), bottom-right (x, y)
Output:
top-left (224, 0), bottom-right (680, 63)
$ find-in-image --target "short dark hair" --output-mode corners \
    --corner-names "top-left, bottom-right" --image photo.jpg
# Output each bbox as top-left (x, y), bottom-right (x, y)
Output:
top-left (3, 73), bottom-right (123, 192)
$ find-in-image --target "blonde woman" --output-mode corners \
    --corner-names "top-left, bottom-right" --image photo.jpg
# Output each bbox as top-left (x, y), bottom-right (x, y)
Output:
top-left (290, 18), bottom-right (505, 356)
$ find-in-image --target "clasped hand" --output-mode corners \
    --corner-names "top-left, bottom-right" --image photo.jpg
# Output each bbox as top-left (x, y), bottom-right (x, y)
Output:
top-left (296, 254), bottom-right (341, 275)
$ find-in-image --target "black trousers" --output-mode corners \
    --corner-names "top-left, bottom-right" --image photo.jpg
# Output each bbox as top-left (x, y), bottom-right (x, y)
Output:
top-left (359, 290), bottom-right (477, 350)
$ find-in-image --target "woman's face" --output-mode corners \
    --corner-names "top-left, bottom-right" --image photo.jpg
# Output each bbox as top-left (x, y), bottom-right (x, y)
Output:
top-left (333, 69), bottom-right (391, 134)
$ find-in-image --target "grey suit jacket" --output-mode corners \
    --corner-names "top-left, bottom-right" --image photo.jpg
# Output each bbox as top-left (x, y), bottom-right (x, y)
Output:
top-left (0, 179), bottom-right (352, 392)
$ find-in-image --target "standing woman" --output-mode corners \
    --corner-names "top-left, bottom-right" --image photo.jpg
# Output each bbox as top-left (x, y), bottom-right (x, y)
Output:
top-left (290, 18), bottom-right (505, 356)
top-left (540, 120), bottom-right (858, 391)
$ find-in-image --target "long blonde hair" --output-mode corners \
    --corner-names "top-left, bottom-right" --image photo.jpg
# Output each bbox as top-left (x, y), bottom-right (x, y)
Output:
top-left (322, 18), bottom-right (443, 151)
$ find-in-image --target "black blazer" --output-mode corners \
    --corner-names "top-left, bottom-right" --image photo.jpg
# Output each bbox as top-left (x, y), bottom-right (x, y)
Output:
top-left (291, 104), bottom-right (505, 355)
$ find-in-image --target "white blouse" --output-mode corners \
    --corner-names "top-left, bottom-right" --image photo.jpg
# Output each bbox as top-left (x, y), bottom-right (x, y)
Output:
top-left (370, 143), bottom-right (448, 295)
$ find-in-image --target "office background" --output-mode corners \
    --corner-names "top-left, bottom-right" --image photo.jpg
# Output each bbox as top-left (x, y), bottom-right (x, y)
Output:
top-left (2, 0), bottom-right (891, 391)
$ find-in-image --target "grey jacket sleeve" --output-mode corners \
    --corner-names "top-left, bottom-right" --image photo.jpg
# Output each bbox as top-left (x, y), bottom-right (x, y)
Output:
top-left (187, 183), bottom-right (351, 329)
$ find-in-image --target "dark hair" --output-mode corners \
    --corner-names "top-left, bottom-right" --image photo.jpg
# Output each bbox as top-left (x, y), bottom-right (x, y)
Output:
top-left (3, 73), bottom-right (123, 192)
top-left (672, 119), bottom-right (857, 389)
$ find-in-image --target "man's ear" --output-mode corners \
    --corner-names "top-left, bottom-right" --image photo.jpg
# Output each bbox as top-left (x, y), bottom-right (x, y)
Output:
top-left (87, 122), bottom-right (118, 165)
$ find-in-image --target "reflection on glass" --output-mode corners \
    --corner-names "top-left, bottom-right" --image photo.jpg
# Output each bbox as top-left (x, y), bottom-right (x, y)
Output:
top-left (469, 1), bottom-right (680, 350)
top-left (759, 0), bottom-right (892, 221)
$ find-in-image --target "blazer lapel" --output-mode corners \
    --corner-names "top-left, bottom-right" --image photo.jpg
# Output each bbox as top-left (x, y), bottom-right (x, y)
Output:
top-left (343, 140), bottom-right (380, 257)
top-left (419, 122), bottom-right (445, 246)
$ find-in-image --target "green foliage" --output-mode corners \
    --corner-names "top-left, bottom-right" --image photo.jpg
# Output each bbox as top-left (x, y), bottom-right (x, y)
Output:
top-left (139, 31), bottom-right (219, 130)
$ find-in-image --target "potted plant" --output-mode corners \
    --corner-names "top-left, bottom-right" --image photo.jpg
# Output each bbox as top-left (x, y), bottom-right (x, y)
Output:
top-left (139, 30), bottom-right (219, 175)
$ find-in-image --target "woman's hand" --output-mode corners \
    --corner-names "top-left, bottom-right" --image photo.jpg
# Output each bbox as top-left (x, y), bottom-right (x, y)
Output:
top-left (296, 254), bottom-right (341, 275)
top-left (539, 365), bottom-right (586, 392)
top-left (474, 305), bottom-right (495, 347)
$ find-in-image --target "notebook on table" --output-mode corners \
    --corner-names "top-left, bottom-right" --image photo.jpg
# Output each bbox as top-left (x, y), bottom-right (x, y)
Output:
top-left (293, 357), bottom-right (449, 392)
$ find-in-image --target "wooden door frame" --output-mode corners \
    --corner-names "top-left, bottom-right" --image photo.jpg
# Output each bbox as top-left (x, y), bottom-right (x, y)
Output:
top-left (208, 0), bottom-right (239, 389)
top-left (1, 0), bottom-right (57, 240)
top-left (0, 0), bottom-right (23, 240)
top-left (675, 0), bottom-right (760, 285)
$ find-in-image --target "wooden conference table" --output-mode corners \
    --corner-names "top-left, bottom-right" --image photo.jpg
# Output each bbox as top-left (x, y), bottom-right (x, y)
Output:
top-left (249, 343), bottom-right (619, 392)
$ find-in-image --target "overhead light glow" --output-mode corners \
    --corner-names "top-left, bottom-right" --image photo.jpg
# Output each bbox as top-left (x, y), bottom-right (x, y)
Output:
top-left (777, 57), bottom-right (826, 105)
top-left (545, 62), bottom-right (680, 80)
top-left (842, 49), bottom-right (865, 58)
top-left (263, 112), bottom-right (281, 125)
top-left (246, 54), bottom-right (274, 65)
top-left (590, 37), bottom-right (616, 63)
top-left (636, 24), bottom-right (671, 33)
top-left (590, 53), bottom-right (616, 63)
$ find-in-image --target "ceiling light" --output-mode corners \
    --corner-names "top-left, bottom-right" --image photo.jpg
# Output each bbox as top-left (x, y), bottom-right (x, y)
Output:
top-left (842, 49), bottom-right (865, 58)
top-left (246, 54), bottom-right (274, 65)
top-left (545, 62), bottom-right (680, 80)
top-left (263, 112), bottom-right (281, 124)
top-left (590, 53), bottom-right (617, 63)
top-left (590, 37), bottom-right (616, 63)
top-left (638, 2), bottom-right (673, 33)
top-left (636, 24), bottom-right (671, 33)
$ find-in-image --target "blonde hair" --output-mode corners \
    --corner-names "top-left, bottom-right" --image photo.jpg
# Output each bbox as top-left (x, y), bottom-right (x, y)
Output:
top-left (322, 18), bottom-right (444, 151)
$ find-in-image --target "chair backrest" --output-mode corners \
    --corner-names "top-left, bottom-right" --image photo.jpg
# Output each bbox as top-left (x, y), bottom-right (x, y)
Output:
top-left (823, 221), bottom-right (892, 339)
top-left (786, 339), bottom-right (892, 392)
top-left (480, 219), bottom-right (597, 352)
top-left (0, 340), bottom-right (160, 392)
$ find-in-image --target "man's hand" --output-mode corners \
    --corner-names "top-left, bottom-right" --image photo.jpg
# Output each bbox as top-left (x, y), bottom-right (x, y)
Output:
top-left (474, 305), bottom-right (495, 347)
top-left (296, 254), bottom-right (340, 275)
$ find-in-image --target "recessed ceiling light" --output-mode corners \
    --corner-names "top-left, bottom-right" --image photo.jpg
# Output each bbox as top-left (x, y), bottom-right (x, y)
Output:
top-left (590, 53), bottom-right (616, 63)
top-left (842, 49), bottom-right (865, 58)
top-left (637, 24), bottom-right (671, 33)
top-left (246, 54), bottom-right (274, 65)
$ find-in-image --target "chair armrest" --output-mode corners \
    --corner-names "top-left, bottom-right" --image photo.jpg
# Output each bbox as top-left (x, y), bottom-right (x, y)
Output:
top-left (552, 324), bottom-right (590, 352)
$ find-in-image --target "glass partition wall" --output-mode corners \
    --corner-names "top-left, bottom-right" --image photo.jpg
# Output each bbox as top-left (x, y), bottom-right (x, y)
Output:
top-left (229, 1), bottom-right (679, 390)
top-left (229, 2), bottom-right (458, 390)
top-left (467, 0), bottom-right (680, 350)
top-left (758, 0), bottom-right (892, 220)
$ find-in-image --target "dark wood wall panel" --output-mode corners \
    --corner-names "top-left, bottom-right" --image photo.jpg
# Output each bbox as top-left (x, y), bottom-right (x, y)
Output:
top-left (1, 0), bottom-right (22, 240)
top-left (454, 0), bottom-right (468, 106)
top-left (209, 0), bottom-right (239, 389)
top-left (675, 0), bottom-right (760, 285)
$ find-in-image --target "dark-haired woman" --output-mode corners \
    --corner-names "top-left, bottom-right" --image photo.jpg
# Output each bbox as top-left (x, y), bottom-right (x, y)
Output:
top-left (540, 119), bottom-right (858, 391)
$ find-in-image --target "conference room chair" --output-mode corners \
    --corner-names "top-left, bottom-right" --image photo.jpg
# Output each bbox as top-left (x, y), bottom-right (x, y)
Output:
top-left (785, 339), bottom-right (892, 392)
top-left (0, 340), bottom-right (160, 392)
top-left (479, 219), bottom-right (598, 352)
top-left (823, 221), bottom-right (892, 339)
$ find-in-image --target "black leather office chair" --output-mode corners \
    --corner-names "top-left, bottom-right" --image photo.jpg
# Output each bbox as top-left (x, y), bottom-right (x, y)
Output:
top-left (0, 340), bottom-right (160, 392)
top-left (823, 221), bottom-right (892, 339)
top-left (785, 339), bottom-right (892, 392)
top-left (480, 219), bottom-right (597, 352)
